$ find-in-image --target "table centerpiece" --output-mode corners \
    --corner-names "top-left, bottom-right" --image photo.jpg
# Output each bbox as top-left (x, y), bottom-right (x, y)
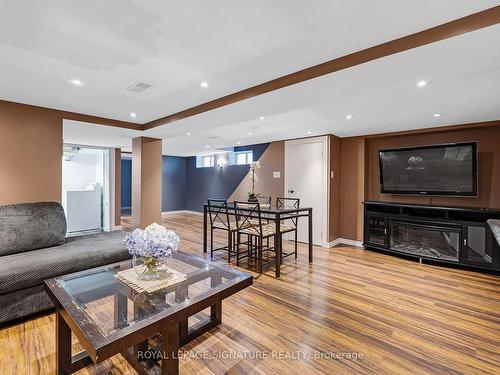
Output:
top-left (124, 223), bottom-right (180, 281)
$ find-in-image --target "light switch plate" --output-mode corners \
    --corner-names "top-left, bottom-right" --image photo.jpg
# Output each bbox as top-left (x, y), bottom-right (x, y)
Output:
top-left (273, 171), bottom-right (281, 178)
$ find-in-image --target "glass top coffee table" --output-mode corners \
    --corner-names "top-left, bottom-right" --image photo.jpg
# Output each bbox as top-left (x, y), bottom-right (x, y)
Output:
top-left (45, 251), bottom-right (253, 375)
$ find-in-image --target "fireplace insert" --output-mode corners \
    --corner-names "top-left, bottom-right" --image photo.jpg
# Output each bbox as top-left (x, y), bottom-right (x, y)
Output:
top-left (390, 220), bottom-right (460, 262)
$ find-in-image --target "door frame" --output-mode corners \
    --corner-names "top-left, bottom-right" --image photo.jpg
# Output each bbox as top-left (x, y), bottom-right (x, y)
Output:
top-left (62, 143), bottom-right (115, 232)
top-left (284, 136), bottom-right (329, 248)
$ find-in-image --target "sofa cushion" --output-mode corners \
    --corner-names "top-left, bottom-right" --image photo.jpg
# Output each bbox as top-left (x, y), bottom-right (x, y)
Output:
top-left (0, 284), bottom-right (54, 324)
top-left (0, 202), bottom-right (67, 256)
top-left (0, 231), bottom-right (131, 294)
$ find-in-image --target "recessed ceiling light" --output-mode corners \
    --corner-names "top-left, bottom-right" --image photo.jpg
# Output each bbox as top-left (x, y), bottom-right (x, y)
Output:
top-left (186, 132), bottom-right (191, 136)
top-left (130, 112), bottom-right (137, 118)
top-left (236, 141), bottom-right (241, 145)
top-left (345, 114), bottom-right (353, 120)
top-left (307, 131), bottom-right (312, 135)
top-left (200, 81), bottom-right (209, 88)
top-left (248, 132), bottom-right (252, 135)
top-left (259, 116), bottom-right (265, 120)
top-left (68, 79), bottom-right (83, 86)
top-left (433, 113), bottom-right (442, 117)
top-left (417, 80), bottom-right (427, 87)
top-left (205, 145), bottom-right (211, 148)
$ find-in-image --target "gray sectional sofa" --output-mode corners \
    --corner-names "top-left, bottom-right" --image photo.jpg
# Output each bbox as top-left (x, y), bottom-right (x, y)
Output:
top-left (0, 202), bottom-right (131, 324)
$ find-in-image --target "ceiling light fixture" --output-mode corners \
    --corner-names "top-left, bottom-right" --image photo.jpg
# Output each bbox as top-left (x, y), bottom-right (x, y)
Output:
top-left (186, 132), bottom-right (191, 136)
top-left (236, 141), bottom-right (241, 145)
top-left (130, 112), bottom-right (137, 118)
top-left (200, 81), bottom-right (209, 88)
top-left (259, 116), bottom-right (265, 120)
top-left (68, 79), bottom-right (83, 86)
top-left (307, 131), bottom-right (312, 135)
top-left (417, 80), bottom-right (427, 87)
top-left (433, 113), bottom-right (442, 117)
top-left (345, 114), bottom-right (353, 120)
top-left (248, 132), bottom-right (252, 135)
top-left (205, 145), bottom-right (211, 148)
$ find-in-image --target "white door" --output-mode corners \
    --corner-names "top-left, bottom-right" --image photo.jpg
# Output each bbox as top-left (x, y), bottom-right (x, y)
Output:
top-left (285, 138), bottom-right (326, 246)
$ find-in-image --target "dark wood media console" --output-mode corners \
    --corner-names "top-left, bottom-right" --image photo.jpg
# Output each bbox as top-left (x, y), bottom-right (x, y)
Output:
top-left (363, 201), bottom-right (500, 272)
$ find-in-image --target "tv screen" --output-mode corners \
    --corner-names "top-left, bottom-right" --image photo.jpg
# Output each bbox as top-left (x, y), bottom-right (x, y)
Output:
top-left (379, 142), bottom-right (477, 196)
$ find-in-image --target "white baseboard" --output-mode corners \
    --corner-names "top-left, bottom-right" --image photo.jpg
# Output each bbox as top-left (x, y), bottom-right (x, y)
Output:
top-left (328, 238), bottom-right (364, 248)
top-left (162, 210), bottom-right (203, 216)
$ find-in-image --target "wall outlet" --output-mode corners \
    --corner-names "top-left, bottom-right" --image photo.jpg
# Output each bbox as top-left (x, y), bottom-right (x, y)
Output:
top-left (273, 171), bottom-right (281, 178)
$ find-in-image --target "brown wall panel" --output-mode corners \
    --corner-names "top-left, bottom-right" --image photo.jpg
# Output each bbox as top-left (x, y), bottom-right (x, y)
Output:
top-left (339, 124), bottom-right (500, 242)
top-left (114, 148), bottom-right (122, 227)
top-left (339, 137), bottom-right (367, 241)
top-left (367, 126), bottom-right (500, 208)
top-left (0, 101), bottom-right (62, 205)
top-left (329, 135), bottom-right (341, 241)
top-left (132, 137), bottom-right (162, 229)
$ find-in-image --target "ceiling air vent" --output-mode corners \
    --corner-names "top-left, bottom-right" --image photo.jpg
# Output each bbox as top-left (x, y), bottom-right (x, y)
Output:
top-left (127, 81), bottom-right (152, 93)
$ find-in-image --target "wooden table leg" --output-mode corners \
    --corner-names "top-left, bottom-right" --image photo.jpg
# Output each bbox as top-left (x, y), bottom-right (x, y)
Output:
top-left (211, 299), bottom-right (222, 325)
top-left (56, 309), bottom-right (71, 375)
top-left (162, 320), bottom-right (180, 375)
top-left (203, 205), bottom-right (208, 253)
top-left (308, 208), bottom-right (313, 262)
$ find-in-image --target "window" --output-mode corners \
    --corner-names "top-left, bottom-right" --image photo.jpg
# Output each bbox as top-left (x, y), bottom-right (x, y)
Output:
top-left (202, 155), bottom-right (214, 167)
top-left (235, 151), bottom-right (253, 165)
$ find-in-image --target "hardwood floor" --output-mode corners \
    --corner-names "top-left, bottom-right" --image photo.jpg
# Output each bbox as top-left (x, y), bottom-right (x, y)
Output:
top-left (1, 212), bottom-right (499, 375)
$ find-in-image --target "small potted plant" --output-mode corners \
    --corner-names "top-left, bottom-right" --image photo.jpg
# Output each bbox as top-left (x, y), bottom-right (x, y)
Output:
top-left (124, 223), bottom-right (180, 280)
top-left (247, 161), bottom-right (261, 202)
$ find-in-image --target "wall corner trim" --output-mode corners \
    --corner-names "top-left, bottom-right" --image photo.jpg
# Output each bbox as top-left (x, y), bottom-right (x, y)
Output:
top-left (328, 238), bottom-right (364, 248)
top-left (162, 210), bottom-right (204, 216)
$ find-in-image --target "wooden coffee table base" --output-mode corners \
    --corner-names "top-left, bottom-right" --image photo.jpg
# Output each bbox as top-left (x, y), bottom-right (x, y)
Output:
top-left (56, 299), bottom-right (223, 375)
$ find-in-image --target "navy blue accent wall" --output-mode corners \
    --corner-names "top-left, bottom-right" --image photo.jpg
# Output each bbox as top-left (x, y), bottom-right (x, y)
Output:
top-left (120, 142), bottom-right (270, 213)
top-left (184, 143), bottom-right (270, 212)
top-left (121, 159), bottom-right (132, 209)
top-left (162, 156), bottom-right (187, 211)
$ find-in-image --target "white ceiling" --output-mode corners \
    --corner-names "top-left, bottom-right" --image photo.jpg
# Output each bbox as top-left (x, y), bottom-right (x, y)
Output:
top-left (2, 1), bottom-right (500, 155)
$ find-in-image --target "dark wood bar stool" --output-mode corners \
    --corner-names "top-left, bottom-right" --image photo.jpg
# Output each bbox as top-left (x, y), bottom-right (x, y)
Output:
top-left (234, 201), bottom-right (295, 273)
top-left (276, 197), bottom-right (300, 259)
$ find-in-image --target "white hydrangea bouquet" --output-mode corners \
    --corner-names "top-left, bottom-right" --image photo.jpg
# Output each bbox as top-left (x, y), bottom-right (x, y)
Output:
top-left (124, 223), bottom-right (180, 280)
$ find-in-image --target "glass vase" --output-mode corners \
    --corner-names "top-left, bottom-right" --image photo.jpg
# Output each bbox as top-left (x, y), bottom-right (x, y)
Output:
top-left (132, 255), bottom-right (171, 281)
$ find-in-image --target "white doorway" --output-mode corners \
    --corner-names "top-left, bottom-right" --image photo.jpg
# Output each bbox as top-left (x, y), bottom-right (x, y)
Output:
top-left (62, 145), bottom-right (112, 234)
top-left (285, 137), bottom-right (328, 247)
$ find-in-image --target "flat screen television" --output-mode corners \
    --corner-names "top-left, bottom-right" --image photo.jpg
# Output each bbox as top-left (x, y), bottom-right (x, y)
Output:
top-left (379, 142), bottom-right (477, 196)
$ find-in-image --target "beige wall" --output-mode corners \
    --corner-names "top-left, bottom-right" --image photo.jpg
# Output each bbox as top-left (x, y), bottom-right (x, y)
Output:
top-left (0, 101), bottom-right (63, 205)
top-left (132, 137), bottom-right (162, 229)
top-left (229, 141), bottom-right (285, 202)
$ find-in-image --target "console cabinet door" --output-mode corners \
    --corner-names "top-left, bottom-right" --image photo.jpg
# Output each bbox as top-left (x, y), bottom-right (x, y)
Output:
top-left (461, 222), bottom-right (498, 268)
top-left (365, 212), bottom-right (388, 248)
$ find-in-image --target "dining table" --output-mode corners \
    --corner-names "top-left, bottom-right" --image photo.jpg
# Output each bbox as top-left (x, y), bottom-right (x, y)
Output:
top-left (203, 203), bottom-right (313, 277)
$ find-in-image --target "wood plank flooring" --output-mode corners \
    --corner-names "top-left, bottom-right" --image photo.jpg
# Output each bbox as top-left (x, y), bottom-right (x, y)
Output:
top-left (1, 212), bottom-right (499, 374)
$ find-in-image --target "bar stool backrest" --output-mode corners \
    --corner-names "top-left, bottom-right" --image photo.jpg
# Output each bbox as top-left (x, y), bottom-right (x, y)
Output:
top-left (207, 199), bottom-right (231, 231)
top-left (233, 201), bottom-right (262, 236)
top-left (257, 196), bottom-right (272, 207)
top-left (276, 197), bottom-right (300, 226)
